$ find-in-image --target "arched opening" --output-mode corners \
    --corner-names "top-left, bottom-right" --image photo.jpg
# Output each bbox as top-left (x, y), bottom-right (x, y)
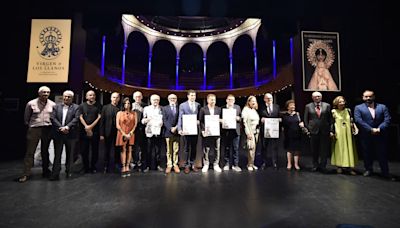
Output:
top-left (152, 39), bottom-right (176, 89)
top-left (179, 43), bottom-right (203, 90)
top-left (125, 31), bottom-right (149, 86)
top-left (233, 34), bottom-right (254, 88)
top-left (206, 41), bottom-right (230, 89)
top-left (104, 25), bottom-right (124, 81)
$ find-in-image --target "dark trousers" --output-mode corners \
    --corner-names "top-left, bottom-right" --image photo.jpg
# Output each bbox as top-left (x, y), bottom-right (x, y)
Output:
top-left (23, 126), bottom-right (52, 176)
top-left (133, 129), bottom-right (147, 167)
top-left (145, 136), bottom-right (163, 169)
top-left (262, 138), bottom-right (279, 166)
top-left (223, 131), bottom-right (240, 166)
top-left (310, 133), bottom-right (330, 169)
top-left (183, 135), bottom-right (198, 168)
top-left (103, 134), bottom-right (119, 169)
top-left (52, 136), bottom-right (77, 176)
top-left (360, 135), bottom-right (389, 175)
top-left (80, 134), bottom-right (100, 171)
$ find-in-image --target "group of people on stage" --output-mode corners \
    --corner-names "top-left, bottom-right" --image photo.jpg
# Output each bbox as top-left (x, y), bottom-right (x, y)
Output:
top-left (17, 86), bottom-right (394, 182)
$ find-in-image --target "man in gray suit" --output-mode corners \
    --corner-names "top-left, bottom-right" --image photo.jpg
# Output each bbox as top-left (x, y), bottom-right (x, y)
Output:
top-left (304, 91), bottom-right (332, 172)
top-left (178, 89), bottom-right (201, 174)
top-left (50, 90), bottom-right (80, 180)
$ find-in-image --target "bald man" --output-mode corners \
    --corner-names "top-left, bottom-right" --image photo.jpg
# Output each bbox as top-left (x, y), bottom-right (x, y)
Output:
top-left (304, 91), bottom-right (332, 172)
top-left (79, 90), bottom-right (102, 173)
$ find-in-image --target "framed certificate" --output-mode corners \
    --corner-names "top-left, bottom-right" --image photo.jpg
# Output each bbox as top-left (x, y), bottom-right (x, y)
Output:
top-left (182, 114), bottom-right (198, 135)
top-left (264, 118), bottom-right (280, 138)
top-left (205, 115), bottom-right (220, 136)
top-left (222, 108), bottom-right (236, 129)
top-left (145, 114), bottom-right (163, 135)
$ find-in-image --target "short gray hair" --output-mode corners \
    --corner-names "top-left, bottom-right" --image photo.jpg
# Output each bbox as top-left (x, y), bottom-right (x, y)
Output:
top-left (63, 90), bottom-right (74, 97)
top-left (38, 86), bottom-right (50, 93)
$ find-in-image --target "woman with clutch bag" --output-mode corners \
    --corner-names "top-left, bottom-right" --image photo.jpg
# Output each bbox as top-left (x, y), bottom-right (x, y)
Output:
top-left (282, 100), bottom-right (305, 171)
top-left (242, 96), bottom-right (260, 171)
top-left (330, 96), bottom-right (358, 175)
top-left (116, 97), bottom-right (137, 177)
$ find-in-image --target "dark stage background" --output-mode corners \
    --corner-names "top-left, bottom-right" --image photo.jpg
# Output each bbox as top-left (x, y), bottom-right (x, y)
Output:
top-left (1, 0), bottom-right (399, 161)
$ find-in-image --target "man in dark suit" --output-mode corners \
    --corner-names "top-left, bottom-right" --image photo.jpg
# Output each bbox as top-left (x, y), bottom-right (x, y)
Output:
top-left (354, 90), bottom-right (392, 179)
top-left (162, 93), bottom-right (180, 174)
top-left (178, 89), bottom-right (201, 174)
top-left (221, 94), bottom-right (242, 172)
top-left (100, 92), bottom-right (120, 173)
top-left (49, 90), bottom-right (80, 180)
top-left (304, 91), bottom-right (332, 172)
top-left (131, 91), bottom-right (148, 172)
top-left (260, 93), bottom-right (281, 169)
top-left (199, 94), bottom-right (222, 173)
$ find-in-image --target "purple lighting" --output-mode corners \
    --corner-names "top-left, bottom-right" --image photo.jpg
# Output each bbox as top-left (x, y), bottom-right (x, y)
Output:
top-left (229, 52), bottom-right (233, 89)
top-left (175, 55), bottom-right (179, 89)
top-left (101, 35), bottom-right (106, 77)
top-left (253, 47), bottom-right (258, 86)
top-left (272, 40), bottom-right (277, 79)
top-left (148, 52), bottom-right (152, 88)
top-left (121, 44), bottom-right (127, 84)
top-left (203, 57), bottom-right (207, 90)
top-left (290, 38), bottom-right (294, 64)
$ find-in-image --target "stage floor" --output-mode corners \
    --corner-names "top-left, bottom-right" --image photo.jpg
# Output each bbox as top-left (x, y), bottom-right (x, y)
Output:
top-left (0, 158), bottom-right (399, 228)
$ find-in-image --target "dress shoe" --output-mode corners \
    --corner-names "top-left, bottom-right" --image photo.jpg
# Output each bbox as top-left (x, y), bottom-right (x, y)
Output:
top-left (294, 166), bottom-right (301, 171)
top-left (165, 166), bottom-right (172, 174)
top-left (253, 165), bottom-right (258, 170)
top-left (173, 166), bottom-right (181, 173)
top-left (184, 167), bottom-right (190, 174)
top-left (49, 175), bottom-right (60, 181)
top-left (286, 166), bottom-right (292, 171)
top-left (192, 166), bottom-right (199, 172)
top-left (66, 173), bottom-right (73, 178)
top-left (213, 165), bottom-right (222, 173)
top-left (273, 163), bottom-right (279, 170)
top-left (142, 167), bottom-right (150, 173)
top-left (337, 168), bottom-right (343, 174)
top-left (157, 166), bottom-right (164, 172)
top-left (247, 165), bottom-right (254, 171)
top-left (223, 165), bottom-right (230, 171)
top-left (232, 166), bottom-right (242, 172)
top-left (363, 170), bottom-right (372, 177)
top-left (260, 164), bottom-right (267, 170)
top-left (17, 175), bottom-right (29, 183)
top-left (349, 170), bottom-right (357, 176)
top-left (202, 165), bottom-right (209, 173)
top-left (90, 168), bottom-right (97, 174)
top-left (103, 167), bottom-right (108, 174)
top-left (311, 167), bottom-right (318, 172)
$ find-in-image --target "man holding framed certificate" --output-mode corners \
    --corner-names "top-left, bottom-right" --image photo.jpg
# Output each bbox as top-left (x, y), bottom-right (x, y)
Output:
top-left (178, 90), bottom-right (201, 174)
top-left (260, 93), bottom-right (281, 170)
top-left (221, 94), bottom-right (242, 172)
top-left (142, 94), bottom-right (164, 172)
top-left (199, 94), bottom-right (222, 173)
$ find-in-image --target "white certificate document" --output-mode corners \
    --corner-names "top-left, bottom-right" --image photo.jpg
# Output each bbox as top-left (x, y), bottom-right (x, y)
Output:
top-left (222, 108), bottom-right (236, 129)
top-left (205, 115), bottom-right (220, 136)
top-left (146, 114), bottom-right (163, 135)
top-left (264, 118), bottom-right (280, 138)
top-left (182, 114), bottom-right (198, 135)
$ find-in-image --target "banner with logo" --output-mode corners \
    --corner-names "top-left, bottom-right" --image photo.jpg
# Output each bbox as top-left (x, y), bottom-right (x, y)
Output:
top-left (302, 31), bottom-right (341, 92)
top-left (27, 19), bottom-right (71, 83)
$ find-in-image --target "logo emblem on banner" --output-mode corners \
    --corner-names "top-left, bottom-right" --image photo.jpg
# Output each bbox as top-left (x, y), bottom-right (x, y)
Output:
top-left (38, 26), bottom-right (63, 59)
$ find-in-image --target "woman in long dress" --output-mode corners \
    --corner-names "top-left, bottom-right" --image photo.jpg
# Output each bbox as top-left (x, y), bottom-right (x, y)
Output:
top-left (242, 96), bottom-right (260, 171)
top-left (116, 97), bottom-right (137, 177)
top-left (330, 96), bottom-right (358, 175)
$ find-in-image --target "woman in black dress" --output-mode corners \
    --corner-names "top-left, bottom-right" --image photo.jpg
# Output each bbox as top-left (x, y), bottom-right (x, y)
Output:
top-left (282, 100), bottom-right (304, 170)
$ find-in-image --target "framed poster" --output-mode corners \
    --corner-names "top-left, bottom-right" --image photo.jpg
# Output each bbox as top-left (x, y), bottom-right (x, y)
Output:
top-left (302, 31), bottom-right (341, 92)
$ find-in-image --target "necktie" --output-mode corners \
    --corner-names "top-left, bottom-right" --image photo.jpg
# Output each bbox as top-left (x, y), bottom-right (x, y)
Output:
top-left (316, 104), bottom-right (321, 118)
top-left (171, 105), bottom-right (176, 115)
top-left (267, 105), bottom-right (271, 116)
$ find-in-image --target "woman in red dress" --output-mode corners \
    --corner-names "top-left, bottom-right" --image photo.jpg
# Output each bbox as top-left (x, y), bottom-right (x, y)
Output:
top-left (116, 97), bottom-right (137, 177)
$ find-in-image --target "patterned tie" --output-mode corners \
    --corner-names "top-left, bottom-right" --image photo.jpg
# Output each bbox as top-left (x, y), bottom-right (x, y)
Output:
top-left (171, 105), bottom-right (176, 115)
top-left (316, 104), bottom-right (321, 118)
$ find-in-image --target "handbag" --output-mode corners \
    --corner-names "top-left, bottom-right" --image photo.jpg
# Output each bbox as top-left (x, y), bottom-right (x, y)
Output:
top-left (346, 109), bottom-right (359, 135)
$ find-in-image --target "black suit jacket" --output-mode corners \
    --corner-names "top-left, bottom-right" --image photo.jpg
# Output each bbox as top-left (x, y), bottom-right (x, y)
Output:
top-left (100, 103), bottom-right (120, 138)
top-left (199, 106), bottom-right (222, 132)
top-left (221, 104), bottom-right (241, 136)
top-left (259, 103), bottom-right (280, 136)
top-left (162, 104), bottom-right (179, 138)
top-left (51, 103), bottom-right (80, 139)
top-left (304, 102), bottom-right (332, 135)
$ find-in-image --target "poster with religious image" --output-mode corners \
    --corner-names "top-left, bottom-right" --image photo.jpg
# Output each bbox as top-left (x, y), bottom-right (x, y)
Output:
top-left (302, 31), bottom-right (341, 92)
